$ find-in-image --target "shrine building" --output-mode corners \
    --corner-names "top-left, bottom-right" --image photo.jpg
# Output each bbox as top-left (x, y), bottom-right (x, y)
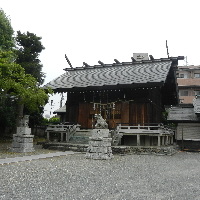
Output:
top-left (44, 53), bottom-right (184, 148)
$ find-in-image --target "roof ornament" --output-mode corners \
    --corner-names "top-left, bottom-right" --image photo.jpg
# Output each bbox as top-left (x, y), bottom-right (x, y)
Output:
top-left (83, 62), bottom-right (90, 67)
top-left (114, 59), bottom-right (120, 64)
top-left (131, 57), bottom-right (136, 62)
top-left (65, 54), bottom-right (73, 68)
top-left (137, 55), bottom-right (144, 60)
top-left (98, 60), bottom-right (105, 66)
top-left (149, 55), bottom-right (154, 60)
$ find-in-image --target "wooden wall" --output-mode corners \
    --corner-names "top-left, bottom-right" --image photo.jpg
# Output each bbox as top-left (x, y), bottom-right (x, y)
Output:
top-left (66, 88), bottom-right (163, 129)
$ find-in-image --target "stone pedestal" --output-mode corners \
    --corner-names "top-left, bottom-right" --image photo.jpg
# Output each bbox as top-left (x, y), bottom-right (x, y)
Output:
top-left (10, 115), bottom-right (35, 153)
top-left (16, 127), bottom-right (31, 136)
top-left (10, 134), bottom-right (34, 153)
top-left (85, 129), bottom-right (113, 160)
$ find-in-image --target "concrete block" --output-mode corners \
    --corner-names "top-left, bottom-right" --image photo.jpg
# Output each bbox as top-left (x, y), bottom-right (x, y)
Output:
top-left (92, 129), bottom-right (109, 138)
top-left (17, 127), bottom-right (31, 135)
top-left (10, 147), bottom-right (35, 153)
top-left (15, 136), bottom-right (33, 143)
top-left (11, 142), bottom-right (20, 148)
top-left (18, 143), bottom-right (34, 148)
top-left (89, 140), bottom-right (111, 147)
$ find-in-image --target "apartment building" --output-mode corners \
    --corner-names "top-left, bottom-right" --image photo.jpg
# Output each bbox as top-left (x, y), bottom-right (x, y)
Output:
top-left (177, 65), bottom-right (200, 104)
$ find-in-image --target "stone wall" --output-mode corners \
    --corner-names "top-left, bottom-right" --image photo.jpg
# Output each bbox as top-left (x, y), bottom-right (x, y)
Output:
top-left (112, 145), bottom-right (179, 156)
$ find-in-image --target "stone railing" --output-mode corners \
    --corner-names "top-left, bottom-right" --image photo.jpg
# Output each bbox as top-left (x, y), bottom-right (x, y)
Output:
top-left (116, 123), bottom-right (175, 136)
top-left (112, 123), bottom-right (175, 147)
top-left (45, 124), bottom-right (80, 142)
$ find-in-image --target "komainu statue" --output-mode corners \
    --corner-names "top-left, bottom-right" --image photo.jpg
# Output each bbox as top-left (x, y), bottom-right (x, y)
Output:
top-left (94, 114), bottom-right (108, 129)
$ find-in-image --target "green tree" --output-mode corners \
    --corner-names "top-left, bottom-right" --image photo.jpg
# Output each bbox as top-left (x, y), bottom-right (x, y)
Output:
top-left (15, 31), bottom-right (45, 85)
top-left (0, 51), bottom-right (52, 130)
top-left (0, 95), bottom-right (17, 135)
top-left (0, 8), bottom-right (15, 50)
top-left (14, 31), bottom-right (47, 127)
top-left (0, 9), bottom-right (51, 135)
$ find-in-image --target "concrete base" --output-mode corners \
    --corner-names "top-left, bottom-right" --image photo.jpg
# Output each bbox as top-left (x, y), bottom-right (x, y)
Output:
top-left (17, 127), bottom-right (31, 136)
top-left (42, 142), bottom-right (179, 156)
top-left (112, 145), bottom-right (179, 156)
top-left (10, 134), bottom-right (35, 153)
top-left (85, 129), bottom-right (113, 160)
top-left (92, 129), bottom-right (110, 138)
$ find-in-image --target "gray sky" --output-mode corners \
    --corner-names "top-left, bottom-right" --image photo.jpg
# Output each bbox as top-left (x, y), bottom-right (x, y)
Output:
top-left (1, 0), bottom-right (200, 117)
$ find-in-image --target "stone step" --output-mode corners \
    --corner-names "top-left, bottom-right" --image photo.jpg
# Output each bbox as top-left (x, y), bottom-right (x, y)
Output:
top-left (48, 146), bottom-right (66, 151)
top-left (43, 143), bottom-right (88, 152)
top-left (69, 136), bottom-right (90, 144)
top-left (74, 129), bottom-right (93, 136)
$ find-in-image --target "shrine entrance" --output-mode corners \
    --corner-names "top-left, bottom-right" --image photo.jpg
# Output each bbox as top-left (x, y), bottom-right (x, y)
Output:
top-left (78, 101), bottom-right (149, 129)
top-left (78, 102), bottom-right (121, 129)
top-left (88, 102), bottom-right (119, 129)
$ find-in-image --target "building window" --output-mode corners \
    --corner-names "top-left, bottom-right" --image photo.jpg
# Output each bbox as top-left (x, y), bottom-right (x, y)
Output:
top-left (194, 73), bottom-right (200, 78)
top-left (179, 73), bottom-right (187, 78)
top-left (195, 91), bottom-right (200, 95)
top-left (180, 90), bottom-right (188, 96)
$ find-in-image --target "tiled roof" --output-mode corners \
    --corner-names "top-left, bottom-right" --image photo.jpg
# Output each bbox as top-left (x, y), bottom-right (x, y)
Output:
top-left (44, 58), bottom-right (177, 92)
top-left (53, 105), bottom-right (66, 113)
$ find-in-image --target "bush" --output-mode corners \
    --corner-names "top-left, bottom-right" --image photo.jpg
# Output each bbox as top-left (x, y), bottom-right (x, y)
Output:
top-left (49, 117), bottom-right (60, 124)
top-left (41, 117), bottom-right (60, 125)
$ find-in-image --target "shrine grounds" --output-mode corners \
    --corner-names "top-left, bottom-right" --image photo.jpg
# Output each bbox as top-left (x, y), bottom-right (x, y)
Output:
top-left (1, 149), bottom-right (200, 200)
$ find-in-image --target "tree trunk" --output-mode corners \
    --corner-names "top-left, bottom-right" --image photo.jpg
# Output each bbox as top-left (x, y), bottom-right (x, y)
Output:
top-left (16, 103), bottom-right (24, 127)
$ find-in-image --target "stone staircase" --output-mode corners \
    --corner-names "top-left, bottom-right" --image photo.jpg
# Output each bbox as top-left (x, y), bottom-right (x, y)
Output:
top-left (41, 129), bottom-right (93, 151)
top-left (69, 129), bottom-right (93, 144)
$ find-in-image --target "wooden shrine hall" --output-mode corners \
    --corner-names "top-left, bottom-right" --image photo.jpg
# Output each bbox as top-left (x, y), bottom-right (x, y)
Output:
top-left (44, 54), bottom-right (184, 148)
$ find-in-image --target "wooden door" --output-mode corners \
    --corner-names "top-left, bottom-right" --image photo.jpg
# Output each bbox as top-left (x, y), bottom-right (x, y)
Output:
top-left (129, 102), bottom-right (147, 125)
top-left (121, 101), bottom-right (129, 124)
top-left (66, 103), bottom-right (79, 123)
top-left (78, 102), bottom-right (89, 128)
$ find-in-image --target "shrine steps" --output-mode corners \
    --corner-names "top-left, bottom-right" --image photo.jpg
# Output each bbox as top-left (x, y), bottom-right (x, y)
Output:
top-left (73, 129), bottom-right (93, 136)
top-left (70, 129), bottom-right (93, 144)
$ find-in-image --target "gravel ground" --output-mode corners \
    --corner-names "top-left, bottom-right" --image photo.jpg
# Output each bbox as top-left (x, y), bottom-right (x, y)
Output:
top-left (1, 151), bottom-right (200, 200)
top-left (0, 143), bottom-right (61, 159)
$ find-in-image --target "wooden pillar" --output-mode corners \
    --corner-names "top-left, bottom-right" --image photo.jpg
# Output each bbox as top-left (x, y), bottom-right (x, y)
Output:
top-left (162, 136), bottom-right (165, 146)
top-left (166, 136), bottom-right (169, 145)
top-left (169, 136), bottom-right (172, 145)
top-left (66, 130), bottom-right (69, 142)
top-left (112, 104), bottom-right (115, 128)
top-left (47, 132), bottom-right (50, 141)
top-left (158, 135), bottom-right (161, 147)
top-left (60, 133), bottom-right (63, 142)
top-left (137, 134), bottom-right (140, 146)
